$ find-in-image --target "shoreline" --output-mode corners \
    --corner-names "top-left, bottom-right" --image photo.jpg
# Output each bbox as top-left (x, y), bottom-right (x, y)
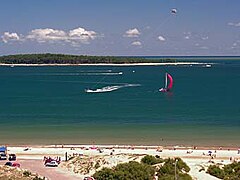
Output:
top-left (3, 144), bottom-right (239, 151)
top-left (0, 62), bottom-right (213, 67)
top-left (2, 144), bottom-right (240, 180)
top-left (4, 144), bottom-right (240, 163)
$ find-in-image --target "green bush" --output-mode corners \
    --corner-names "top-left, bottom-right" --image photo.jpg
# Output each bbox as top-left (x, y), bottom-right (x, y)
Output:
top-left (93, 161), bottom-right (155, 180)
top-left (93, 157), bottom-right (192, 180)
top-left (207, 162), bottom-right (240, 179)
top-left (115, 161), bottom-right (155, 180)
top-left (157, 158), bottom-right (191, 180)
top-left (178, 173), bottom-right (193, 180)
top-left (207, 165), bottom-right (225, 179)
top-left (93, 167), bottom-right (116, 180)
top-left (23, 170), bottom-right (31, 177)
top-left (141, 155), bottom-right (164, 165)
top-left (158, 173), bottom-right (192, 180)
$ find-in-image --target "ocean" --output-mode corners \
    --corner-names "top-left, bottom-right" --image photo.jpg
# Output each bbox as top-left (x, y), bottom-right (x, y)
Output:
top-left (0, 57), bottom-right (240, 146)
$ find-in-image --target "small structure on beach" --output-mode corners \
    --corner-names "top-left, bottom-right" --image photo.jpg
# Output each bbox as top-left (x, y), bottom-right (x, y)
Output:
top-left (0, 146), bottom-right (7, 154)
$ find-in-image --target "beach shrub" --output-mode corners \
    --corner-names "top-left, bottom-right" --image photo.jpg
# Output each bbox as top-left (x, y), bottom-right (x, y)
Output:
top-left (23, 170), bottom-right (32, 177)
top-left (93, 161), bottom-right (155, 180)
top-left (94, 161), bottom-right (101, 169)
top-left (207, 165), bottom-right (225, 179)
top-left (157, 173), bottom-right (192, 180)
top-left (157, 158), bottom-right (192, 180)
top-left (93, 157), bottom-right (192, 180)
top-left (93, 167), bottom-right (116, 180)
top-left (115, 161), bottom-right (155, 180)
top-left (177, 173), bottom-right (193, 180)
top-left (207, 162), bottom-right (240, 179)
top-left (141, 155), bottom-right (164, 165)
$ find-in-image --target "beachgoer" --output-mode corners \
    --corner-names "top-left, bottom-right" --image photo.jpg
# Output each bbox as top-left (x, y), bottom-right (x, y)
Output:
top-left (65, 152), bottom-right (68, 161)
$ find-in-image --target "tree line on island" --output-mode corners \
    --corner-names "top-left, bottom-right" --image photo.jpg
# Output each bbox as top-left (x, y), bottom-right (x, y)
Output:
top-left (0, 53), bottom-right (176, 64)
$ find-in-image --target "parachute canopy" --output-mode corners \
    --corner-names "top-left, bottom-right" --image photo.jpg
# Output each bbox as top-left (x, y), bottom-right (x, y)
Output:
top-left (171, 8), bottom-right (177, 14)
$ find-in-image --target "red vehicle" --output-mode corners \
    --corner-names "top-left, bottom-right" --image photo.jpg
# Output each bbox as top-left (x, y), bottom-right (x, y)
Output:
top-left (5, 161), bottom-right (20, 167)
top-left (12, 162), bottom-right (20, 167)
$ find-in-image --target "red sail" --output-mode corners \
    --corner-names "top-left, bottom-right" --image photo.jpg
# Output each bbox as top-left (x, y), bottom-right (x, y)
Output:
top-left (167, 73), bottom-right (173, 90)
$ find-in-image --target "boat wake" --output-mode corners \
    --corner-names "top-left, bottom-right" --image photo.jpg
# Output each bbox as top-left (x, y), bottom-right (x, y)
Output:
top-left (85, 84), bottom-right (140, 93)
top-left (82, 72), bottom-right (123, 76)
top-left (32, 70), bottom-right (122, 76)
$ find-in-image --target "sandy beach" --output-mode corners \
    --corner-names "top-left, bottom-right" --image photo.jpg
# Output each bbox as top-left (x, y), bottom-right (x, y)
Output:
top-left (0, 62), bottom-right (213, 67)
top-left (1, 144), bottom-right (240, 180)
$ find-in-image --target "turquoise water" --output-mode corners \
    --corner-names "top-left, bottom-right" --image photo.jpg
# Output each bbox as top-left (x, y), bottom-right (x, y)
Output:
top-left (0, 58), bottom-right (240, 146)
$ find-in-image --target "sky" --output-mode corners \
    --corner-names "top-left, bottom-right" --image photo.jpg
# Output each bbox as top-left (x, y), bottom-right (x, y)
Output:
top-left (0, 0), bottom-right (240, 56)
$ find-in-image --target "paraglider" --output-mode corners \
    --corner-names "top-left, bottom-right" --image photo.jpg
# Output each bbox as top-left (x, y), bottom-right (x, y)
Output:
top-left (171, 8), bottom-right (177, 14)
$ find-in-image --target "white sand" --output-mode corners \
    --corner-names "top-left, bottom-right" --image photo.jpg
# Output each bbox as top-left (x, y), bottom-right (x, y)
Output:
top-left (5, 145), bottom-right (240, 180)
top-left (0, 62), bottom-right (213, 66)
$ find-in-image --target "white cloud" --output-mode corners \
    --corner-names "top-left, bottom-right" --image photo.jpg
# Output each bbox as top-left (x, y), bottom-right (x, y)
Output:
top-left (183, 32), bottom-right (192, 40)
top-left (145, 26), bottom-right (151, 30)
top-left (131, 41), bottom-right (142, 46)
top-left (201, 36), bottom-right (208, 40)
top-left (199, 46), bottom-right (209, 49)
top-left (68, 27), bottom-right (98, 44)
top-left (27, 28), bottom-right (67, 43)
top-left (231, 42), bottom-right (239, 49)
top-left (228, 22), bottom-right (240, 27)
top-left (2, 27), bottom-right (100, 45)
top-left (1, 32), bottom-right (21, 43)
top-left (124, 28), bottom-right (140, 37)
top-left (158, 35), bottom-right (166, 41)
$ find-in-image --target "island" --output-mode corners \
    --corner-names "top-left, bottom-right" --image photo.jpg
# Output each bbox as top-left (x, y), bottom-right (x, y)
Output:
top-left (0, 53), bottom-right (176, 65)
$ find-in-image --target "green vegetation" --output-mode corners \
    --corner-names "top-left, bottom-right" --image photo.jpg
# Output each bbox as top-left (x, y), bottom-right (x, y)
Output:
top-left (141, 155), bottom-right (164, 165)
top-left (0, 53), bottom-right (176, 64)
top-left (157, 158), bottom-right (191, 180)
top-left (93, 156), bottom-right (192, 180)
top-left (93, 161), bottom-right (155, 180)
top-left (207, 162), bottom-right (240, 179)
top-left (23, 170), bottom-right (32, 177)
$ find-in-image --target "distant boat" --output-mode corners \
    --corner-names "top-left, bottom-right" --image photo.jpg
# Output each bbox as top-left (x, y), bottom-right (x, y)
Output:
top-left (85, 86), bottom-right (120, 93)
top-left (159, 73), bottom-right (173, 92)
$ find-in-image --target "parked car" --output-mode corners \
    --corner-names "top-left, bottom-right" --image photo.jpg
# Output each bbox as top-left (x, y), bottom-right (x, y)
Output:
top-left (5, 161), bottom-right (12, 166)
top-left (12, 162), bottom-right (20, 167)
top-left (5, 161), bottom-right (20, 167)
top-left (84, 177), bottom-right (95, 180)
top-left (45, 160), bottom-right (58, 167)
top-left (0, 153), bottom-right (7, 160)
top-left (8, 154), bottom-right (16, 161)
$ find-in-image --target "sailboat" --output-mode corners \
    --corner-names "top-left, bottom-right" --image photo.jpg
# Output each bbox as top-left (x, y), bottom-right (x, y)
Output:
top-left (159, 73), bottom-right (173, 92)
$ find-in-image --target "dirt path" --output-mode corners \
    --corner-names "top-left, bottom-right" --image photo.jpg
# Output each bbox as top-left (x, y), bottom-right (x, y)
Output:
top-left (0, 159), bottom-right (82, 180)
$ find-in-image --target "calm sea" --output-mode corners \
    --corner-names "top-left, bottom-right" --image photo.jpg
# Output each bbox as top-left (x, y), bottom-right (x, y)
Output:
top-left (0, 57), bottom-right (240, 146)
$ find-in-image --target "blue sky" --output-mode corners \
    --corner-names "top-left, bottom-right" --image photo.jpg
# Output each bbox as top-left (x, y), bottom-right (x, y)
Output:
top-left (0, 0), bottom-right (240, 56)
